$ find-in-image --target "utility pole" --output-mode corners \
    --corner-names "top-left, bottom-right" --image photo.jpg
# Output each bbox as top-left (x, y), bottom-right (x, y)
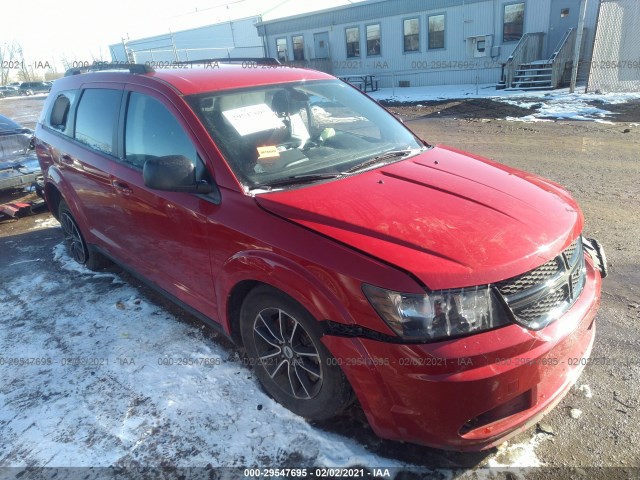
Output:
top-left (570, 0), bottom-right (588, 93)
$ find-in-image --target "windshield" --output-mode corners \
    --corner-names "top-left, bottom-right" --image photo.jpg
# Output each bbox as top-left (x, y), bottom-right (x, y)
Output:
top-left (188, 80), bottom-right (424, 190)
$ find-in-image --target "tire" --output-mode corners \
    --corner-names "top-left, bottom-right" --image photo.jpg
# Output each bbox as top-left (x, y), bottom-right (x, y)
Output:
top-left (58, 200), bottom-right (109, 271)
top-left (240, 286), bottom-right (354, 421)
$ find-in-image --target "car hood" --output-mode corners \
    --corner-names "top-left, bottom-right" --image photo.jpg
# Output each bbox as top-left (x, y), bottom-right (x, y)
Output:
top-left (255, 146), bottom-right (583, 290)
top-left (0, 153), bottom-right (41, 173)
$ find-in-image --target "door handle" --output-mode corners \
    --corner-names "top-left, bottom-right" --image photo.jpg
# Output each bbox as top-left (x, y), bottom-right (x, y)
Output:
top-left (60, 154), bottom-right (73, 165)
top-left (112, 180), bottom-right (133, 195)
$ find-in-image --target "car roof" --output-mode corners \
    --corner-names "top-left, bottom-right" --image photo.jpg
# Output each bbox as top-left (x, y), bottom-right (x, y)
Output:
top-left (56, 64), bottom-right (335, 96)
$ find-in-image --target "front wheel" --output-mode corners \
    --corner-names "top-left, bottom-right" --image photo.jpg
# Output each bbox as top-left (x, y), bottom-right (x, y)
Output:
top-left (240, 286), bottom-right (354, 420)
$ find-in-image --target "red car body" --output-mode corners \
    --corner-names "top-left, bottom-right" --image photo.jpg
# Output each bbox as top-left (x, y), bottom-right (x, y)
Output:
top-left (35, 64), bottom-right (604, 451)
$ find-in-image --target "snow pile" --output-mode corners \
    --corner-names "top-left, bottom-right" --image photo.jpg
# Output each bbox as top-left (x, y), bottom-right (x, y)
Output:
top-left (501, 93), bottom-right (617, 123)
top-left (369, 83), bottom-right (640, 123)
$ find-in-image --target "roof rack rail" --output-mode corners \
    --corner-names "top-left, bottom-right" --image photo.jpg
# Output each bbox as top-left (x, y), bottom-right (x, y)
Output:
top-left (64, 62), bottom-right (154, 77)
top-left (175, 57), bottom-right (281, 66)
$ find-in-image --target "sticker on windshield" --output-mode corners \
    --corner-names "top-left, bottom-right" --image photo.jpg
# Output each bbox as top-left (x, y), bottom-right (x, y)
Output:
top-left (222, 104), bottom-right (285, 136)
top-left (257, 146), bottom-right (280, 160)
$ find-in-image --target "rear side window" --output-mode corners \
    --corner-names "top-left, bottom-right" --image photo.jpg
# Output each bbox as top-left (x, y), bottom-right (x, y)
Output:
top-left (47, 90), bottom-right (78, 135)
top-left (124, 92), bottom-right (197, 169)
top-left (75, 88), bottom-right (122, 155)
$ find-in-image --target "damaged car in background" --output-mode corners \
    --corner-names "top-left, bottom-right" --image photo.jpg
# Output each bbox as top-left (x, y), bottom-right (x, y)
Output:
top-left (0, 114), bottom-right (41, 193)
top-left (35, 62), bottom-right (607, 451)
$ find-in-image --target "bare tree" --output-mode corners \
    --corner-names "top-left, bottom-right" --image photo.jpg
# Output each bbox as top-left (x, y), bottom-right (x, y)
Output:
top-left (0, 41), bottom-right (19, 85)
top-left (15, 44), bottom-right (35, 82)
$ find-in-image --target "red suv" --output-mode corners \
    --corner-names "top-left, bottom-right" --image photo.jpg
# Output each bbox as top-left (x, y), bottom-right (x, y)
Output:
top-left (35, 62), bottom-right (606, 451)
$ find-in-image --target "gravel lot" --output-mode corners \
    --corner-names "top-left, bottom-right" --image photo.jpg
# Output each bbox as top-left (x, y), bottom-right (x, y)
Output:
top-left (1, 95), bottom-right (638, 476)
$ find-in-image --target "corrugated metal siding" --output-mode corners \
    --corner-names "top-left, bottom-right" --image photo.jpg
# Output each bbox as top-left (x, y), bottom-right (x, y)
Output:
top-left (259, 0), bottom-right (488, 35)
top-left (109, 44), bottom-right (127, 62)
top-left (109, 17), bottom-right (264, 63)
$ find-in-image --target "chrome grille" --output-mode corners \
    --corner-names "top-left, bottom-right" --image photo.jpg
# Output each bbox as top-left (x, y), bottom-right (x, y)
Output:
top-left (495, 238), bottom-right (586, 329)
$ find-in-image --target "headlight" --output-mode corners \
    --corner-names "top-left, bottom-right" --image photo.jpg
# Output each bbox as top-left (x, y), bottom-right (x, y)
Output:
top-left (362, 284), bottom-right (511, 342)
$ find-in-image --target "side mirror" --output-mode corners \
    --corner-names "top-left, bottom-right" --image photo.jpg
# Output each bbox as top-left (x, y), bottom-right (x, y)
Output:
top-left (143, 155), bottom-right (212, 194)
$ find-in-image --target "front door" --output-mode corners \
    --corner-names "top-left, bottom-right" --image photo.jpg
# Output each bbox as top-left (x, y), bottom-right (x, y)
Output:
top-left (108, 88), bottom-right (219, 319)
top-left (314, 32), bottom-right (330, 59)
top-left (548, 0), bottom-right (580, 57)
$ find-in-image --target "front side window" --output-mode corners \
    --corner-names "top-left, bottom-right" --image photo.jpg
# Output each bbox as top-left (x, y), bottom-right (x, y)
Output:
top-left (124, 92), bottom-right (197, 170)
top-left (366, 24), bottom-right (381, 56)
top-left (428, 14), bottom-right (445, 49)
top-left (276, 38), bottom-right (288, 62)
top-left (503, 3), bottom-right (525, 42)
top-left (292, 35), bottom-right (304, 61)
top-left (403, 18), bottom-right (420, 52)
top-left (188, 81), bottom-right (424, 191)
top-left (75, 88), bottom-right (122, 155)
top-left (345, 27), bottom-right (360, 58)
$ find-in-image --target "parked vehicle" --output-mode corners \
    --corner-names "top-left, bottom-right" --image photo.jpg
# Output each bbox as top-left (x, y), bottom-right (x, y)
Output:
top-left (0, 114), bottom-right (41, 191)
top-left (0, 86), bottom-right (20, 98)
top-left (35, 62), bottom-right (606, 451)
top-left (19, 81), bottom-right (51, 96)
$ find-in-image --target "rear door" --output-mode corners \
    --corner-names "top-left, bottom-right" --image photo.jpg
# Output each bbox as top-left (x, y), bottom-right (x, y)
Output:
top-left (107, 87), bottom-right (219, 318)
top-left (50, 86), bottom-right (124, 249)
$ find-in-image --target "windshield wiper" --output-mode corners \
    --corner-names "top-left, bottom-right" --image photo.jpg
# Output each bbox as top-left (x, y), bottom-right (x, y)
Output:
top-left (343, 149), bottom-right (423, 174)
top-left (251, 172), bottom-right (343, 190)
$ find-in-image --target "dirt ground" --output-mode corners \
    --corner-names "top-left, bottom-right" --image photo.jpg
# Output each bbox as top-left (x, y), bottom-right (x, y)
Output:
top-left (1, 95), bottom-right (639, 475)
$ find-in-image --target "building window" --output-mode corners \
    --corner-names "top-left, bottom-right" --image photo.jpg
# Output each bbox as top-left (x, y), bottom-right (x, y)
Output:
top-left (428, 14), bottom-right (445, 50)
top-left (346, 27), bottom-right (360, 58)
top-left (503, 3), bottom-right (525, 42)
top-left (292, 35), bottom-right (304, 61)
top-left (366, 24), bottom-right (381, 56)
top-left (276, 38), bottom-right (287, 62)
top-left (561, 8), bottom-right (570, 18)
top-left (403, 18), bottom-right (419, 52)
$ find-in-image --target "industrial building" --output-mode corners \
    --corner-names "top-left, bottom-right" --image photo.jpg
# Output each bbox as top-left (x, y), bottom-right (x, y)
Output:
top-left (108, 0), bottom-right (640, 92)
top-left (256, 0), bottom-right (603, 90)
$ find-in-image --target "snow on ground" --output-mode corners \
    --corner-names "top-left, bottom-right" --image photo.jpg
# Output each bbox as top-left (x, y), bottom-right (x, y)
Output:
top-left (369, 83), bottom-right (640, 123)
top-left (485, 434), bottom-right (548, 468)
top-left (0, 234), bottom-right (550, 473)
top-left (0, 242), bottom-right (407, 470)
top-left (29, 216), bottom-right (63, 230)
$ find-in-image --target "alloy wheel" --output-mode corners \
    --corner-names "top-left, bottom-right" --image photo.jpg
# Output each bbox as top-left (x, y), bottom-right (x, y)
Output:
top-left (252, 307), bottom-right (323, 400)
top-left (60, 212), bottom-right (87, 264)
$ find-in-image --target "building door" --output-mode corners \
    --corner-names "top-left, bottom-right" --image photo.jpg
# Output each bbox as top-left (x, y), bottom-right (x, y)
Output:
top-left (548, 0), bottom-right (580, 57)
top-left (314, 32), bottom-right (329, 59)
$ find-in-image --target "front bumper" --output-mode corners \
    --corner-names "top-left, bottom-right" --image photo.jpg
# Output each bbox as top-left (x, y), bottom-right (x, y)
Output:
top-left (322, 256), bottom-right (602, 451)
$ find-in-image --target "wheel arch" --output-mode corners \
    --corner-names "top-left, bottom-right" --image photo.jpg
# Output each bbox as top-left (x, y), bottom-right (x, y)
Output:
top-left (44, 182), bottom-right (63, 220)
top-left (43, 168), bottom-right (91, 234)
top-left (218, 250), bottom-right (356, 347)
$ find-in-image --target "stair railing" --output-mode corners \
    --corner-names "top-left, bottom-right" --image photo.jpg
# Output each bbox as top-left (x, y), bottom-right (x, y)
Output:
top-left (550, 28), bottom-right (576, 88)
top-left (504, 32), bottom-right (545, 88)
